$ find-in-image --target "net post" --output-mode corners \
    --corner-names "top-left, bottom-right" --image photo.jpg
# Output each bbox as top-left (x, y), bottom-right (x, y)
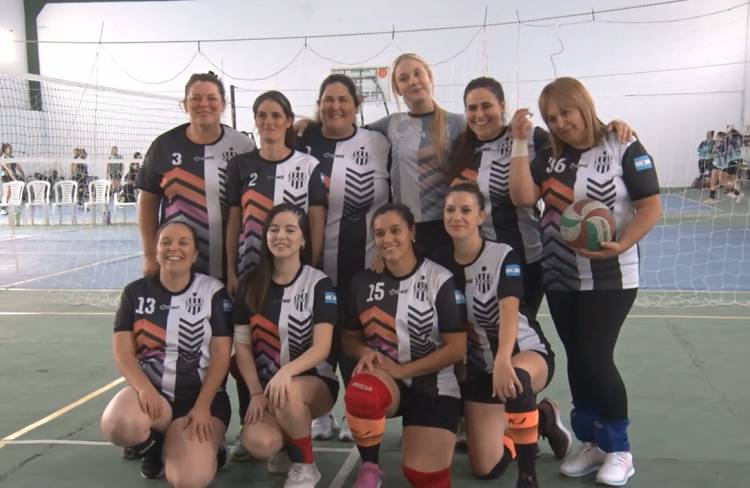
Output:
top-left (230, 84), bottom-right (237, 129)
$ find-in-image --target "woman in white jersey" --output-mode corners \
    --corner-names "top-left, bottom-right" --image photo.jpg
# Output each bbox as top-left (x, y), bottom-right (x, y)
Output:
top-left (509, 77), bottom-right (661, 487)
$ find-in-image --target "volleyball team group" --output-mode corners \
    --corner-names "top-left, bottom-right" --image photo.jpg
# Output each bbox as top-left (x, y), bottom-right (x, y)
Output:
top-left (99, 52), bottom-right (662, 488)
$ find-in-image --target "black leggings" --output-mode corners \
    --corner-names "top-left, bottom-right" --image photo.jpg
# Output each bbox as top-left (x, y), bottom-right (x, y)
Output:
top-left (546, 289), bottom-right (637, 421)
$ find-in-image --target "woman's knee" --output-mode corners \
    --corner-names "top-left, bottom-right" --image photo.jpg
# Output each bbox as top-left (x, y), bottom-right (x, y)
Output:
top-left (166, 467), bottom-right (214, 488)
top-left (244, 430), bottom-right (283, 459)
top-left (100, 409), bottom-right (150, 445)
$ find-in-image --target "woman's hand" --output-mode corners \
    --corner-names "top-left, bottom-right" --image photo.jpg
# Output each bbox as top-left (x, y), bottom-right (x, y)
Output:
top-left (184, 403), bottom-right (214, 443)
top-left (354, 350), bottom-right (385, 375)
top-left (265, 368), bottom-right (293, 410)
top-left (136, 384), bottom-right (164, 421)
top-left (244, 393), bottom-right (269, 425)
top-left (369, 254), bottom-right (385, 273)
top-left (375, 355), bottom-right (406, 380)
top-left (606, 120), bottom-right (635, 143)
top-left (576, 240), bottom-right (627, 260)
top-left (510, 109), bottom-right (533, 141)
top-left (294, 119), bottom-right (311, 137)
top-left (226, 273), bottom-right (238, 300)
top-left (492, 359), bottom-right (522, 402)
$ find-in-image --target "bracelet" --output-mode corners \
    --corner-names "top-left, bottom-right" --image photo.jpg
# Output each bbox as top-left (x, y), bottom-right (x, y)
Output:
top-left (511, 139), bottom-right (529, 158)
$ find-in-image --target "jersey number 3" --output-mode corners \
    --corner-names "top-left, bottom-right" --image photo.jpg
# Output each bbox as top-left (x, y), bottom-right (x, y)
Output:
top-left (136, 297), bottom-right (156, 314)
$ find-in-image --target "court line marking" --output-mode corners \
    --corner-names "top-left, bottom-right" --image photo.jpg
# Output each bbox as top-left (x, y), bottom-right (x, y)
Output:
top-left (0, 312), bottom-right (114, 316)
top-left (0, 252), bottom-right (141, 289)
top-left (0, 377), bottom-right (126, 450)
top-left (1, 439), bottom-right (351, 454)
top-left (328, 446), bottom-right (359, 488)
top-left (6, 288), bottom-right (122, 292)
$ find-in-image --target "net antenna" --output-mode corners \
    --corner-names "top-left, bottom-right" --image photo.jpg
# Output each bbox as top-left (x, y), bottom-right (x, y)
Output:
top-left (330, 66), bottom-right (391, 124)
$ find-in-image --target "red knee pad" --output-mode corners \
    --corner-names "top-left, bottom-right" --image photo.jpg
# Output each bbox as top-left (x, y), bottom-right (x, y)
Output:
top-left (344, 373), bottom-right (392, 419)
top-left (402, 466), bottom-right (451, 488)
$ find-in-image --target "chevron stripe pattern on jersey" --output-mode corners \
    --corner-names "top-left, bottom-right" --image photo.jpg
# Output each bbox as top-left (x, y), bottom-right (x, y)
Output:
top-left (177, 317), bottom-right (204, 364)
top-left (406, 305), bottom-right (437, 359)
top-left (342, 167), bottom-right (375, 219)
top-left (540, 177), bottom-right (577, 289)
top-left (283, 188), bottom-right (308, 208)
top-left (287, 314), bottom-right (313, 361)
top-left (467, 295), bottom-right (499, 371)
top-left (239, 189), bottom-right (273, 275)
top-left (251, 314), bottom-right (282, 383)
top-left (134, 318), bottom-right (166, 352)
top-left (587, 177), bottom-right (616, 211)
top-left (488, 158), bottom-right (510, 204)
top-left (360, 305), bottom-right (398, 362)
top-left (417, 143), bottom-right (448, 220)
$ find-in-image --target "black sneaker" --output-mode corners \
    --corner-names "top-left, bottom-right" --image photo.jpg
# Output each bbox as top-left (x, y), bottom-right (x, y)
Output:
top-left (538, 397), bottom-right (572, 460)
top-left (516, 473), bottom-right (539, 488)
top-left (122, 446), bottom-right (139, 460)
top-left (139, 437), bottom-right (164, 479)
top-left (216, 444), bottom-right (228, 472)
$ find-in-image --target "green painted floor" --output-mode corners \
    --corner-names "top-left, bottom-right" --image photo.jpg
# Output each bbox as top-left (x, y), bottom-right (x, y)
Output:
top-left (1, 291), bottom-right (748, 487)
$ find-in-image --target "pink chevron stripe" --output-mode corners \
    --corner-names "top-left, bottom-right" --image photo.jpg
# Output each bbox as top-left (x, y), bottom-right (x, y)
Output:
top-left (165, 200), bottom-right (209, 224)
top-left (254, 342), bottom-right (280, 363)
top-left (541, 210), bottom-right (561, 226)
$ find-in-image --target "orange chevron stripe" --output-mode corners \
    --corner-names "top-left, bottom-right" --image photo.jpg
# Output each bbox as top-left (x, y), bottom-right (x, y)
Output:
top-left (451, 168), bottom-right (477, 186)
top-left (161, 167), bottom-right (206, 191)
top-left (241, 189), bottom-right (273, 211)
top-left (541, 178), bottom-right (574, 212)
top-left (133, 318), bottom-right (165, 349)
top-left (359, 306), bottom-right (397, 344)
top-left (250, 314), bottom-right (280, 349)
top-left (162, 182), bottom-right (206, 207)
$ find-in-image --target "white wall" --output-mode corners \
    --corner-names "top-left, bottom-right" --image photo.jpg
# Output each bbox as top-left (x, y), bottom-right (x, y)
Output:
top-left (17, 0), bottom-right (750, 186)
top-left (0, 0), bottom-right (29, 72)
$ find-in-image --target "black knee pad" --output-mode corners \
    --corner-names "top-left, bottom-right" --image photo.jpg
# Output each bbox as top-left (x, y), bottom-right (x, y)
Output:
top-left (505, 368), bottom-right (535, 413)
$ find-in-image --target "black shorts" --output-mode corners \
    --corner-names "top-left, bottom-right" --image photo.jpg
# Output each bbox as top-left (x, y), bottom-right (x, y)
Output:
top-left (393, 381), bottom-right (461, 433)
top-left (169, 389), bottom-right (232, 429)
top-left (307, 373), bottom-right (340, 402)
top-left (724, 162), bottom-right (740, 176)
top-left (462, 350), bottom-right (555, 405)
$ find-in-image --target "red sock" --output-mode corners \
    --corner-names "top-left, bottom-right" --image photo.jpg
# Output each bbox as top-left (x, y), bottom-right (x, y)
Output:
top-left (286, 435), bottom-right (314, 464)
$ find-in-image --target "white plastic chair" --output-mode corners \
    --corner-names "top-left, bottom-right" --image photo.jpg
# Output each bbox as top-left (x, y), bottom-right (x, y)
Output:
top-left (113, 188), bottom-right (138, 223)
top-left (84, 179), bottom-right (111, 224)
top-left (0, 180), bottom-right (25, 226)
top-left (25, 180), bottom-right (51, 225)
top-left (52, 180), bottom-right (78, 225)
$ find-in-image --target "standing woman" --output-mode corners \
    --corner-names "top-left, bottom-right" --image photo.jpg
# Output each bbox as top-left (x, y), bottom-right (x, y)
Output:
top-left (368, 53), bottom-right (465, 255)
top-left (101, 221), bottom-right (233, 487)
top-left (509, 77), bottom-right (661, 486)
top-left (343, 203), bottom-right (467, 488)
top-left (297, 74), bottom-right (391, 439)
top-left (233, 204), bottom-right (338, 488)
top-left (225, 91), bottom-right (325, 460)
top-left (136, 72), bottom-right (255, 279)
top-left (434, 183), bottom-right (570, 488)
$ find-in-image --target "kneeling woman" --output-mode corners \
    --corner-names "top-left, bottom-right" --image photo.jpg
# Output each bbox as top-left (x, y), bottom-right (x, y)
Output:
top-left (434, 183), bottom-right (570, 488)
top-left (343, 203), bottom-right (467, 488)
top-left (101, 221), bottom-right (233, 487)
top-left (233, 203), bottom-right (338, 488)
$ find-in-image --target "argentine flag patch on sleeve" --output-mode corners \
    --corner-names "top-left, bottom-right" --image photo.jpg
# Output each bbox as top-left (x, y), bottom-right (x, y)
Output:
top-left (222, 298), bottom-right (233, 313)
top-left (633, 155), bottom-right (653, 172)
top-left (454, 289), bottom-right (466, 305)
top-left (324, 291), bottom-right (338, 305)
top-left (505, 264), bottom-right (521, 277)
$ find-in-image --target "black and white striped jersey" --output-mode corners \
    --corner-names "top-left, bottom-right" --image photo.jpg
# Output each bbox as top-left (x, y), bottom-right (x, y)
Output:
top-left (346, 258), bottom-right (467, 398)
top-left (451, 126), bottom-right (547, 264)
top-left (114, 273), bottom-right (233, 401)
top-left (136, 123), bottom-right (255, 281)
top-left (432, 241), bottom-right (551, 377)
top-left (369, 112), bottom-right (465, 223)
top-left (298, 124), bottom-right (391, 287)
top-left (232, 265), bottom-right (338, 387)
top-left (531, 133), bottom-right (660, 290)
top-left (226, 149), bottom-right (324, 278)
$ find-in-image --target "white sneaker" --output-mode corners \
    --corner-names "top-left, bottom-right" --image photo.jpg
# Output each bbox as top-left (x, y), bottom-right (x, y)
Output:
top-left (595, 451), bottom-right (634, 486)
top-left (560, 442), bottom-right (606, 477)
top-left (734, 192), bottom-right (744, 204)
top-left (267, 449), bottom-right (292, 474)
top-left (228, 432), bottom-right (251, 462)
top-left (284, 462), bottom-right (321, 488)
top-left (338, 416), bottom-right (354, 442)
top-left (311, 412), bottom-right (335, 440)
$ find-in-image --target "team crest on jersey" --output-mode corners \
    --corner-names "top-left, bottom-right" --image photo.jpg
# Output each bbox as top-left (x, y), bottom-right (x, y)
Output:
top-left (499, 138), bottom-right (511, 157)
top-left (413, 276), bottom-right (428, 302)
top-left (186, 292), bottom-right (203, 315)
top-left (293, 291), bottom-right (309, 312)
top-left (352, 146), bottom-right (371, 166)
top-left (222, 147), bottom-right (238, 162)
top-left (594, 151), bottom-right (612, 174)
top-left (475, 266), bottom-right (493, 294)
top-left (288, 166), bottom-right (306, 190)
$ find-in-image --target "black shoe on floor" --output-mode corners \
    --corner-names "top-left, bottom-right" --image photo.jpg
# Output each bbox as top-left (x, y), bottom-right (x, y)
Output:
top-left (538, 397), bottom-right (572, 460)
top-left (139, 436), bottom-right (164, 479)
top-left (122, 446), bottom-right (139, 460)
top-left (216, 444), bottom-right (228, 472)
